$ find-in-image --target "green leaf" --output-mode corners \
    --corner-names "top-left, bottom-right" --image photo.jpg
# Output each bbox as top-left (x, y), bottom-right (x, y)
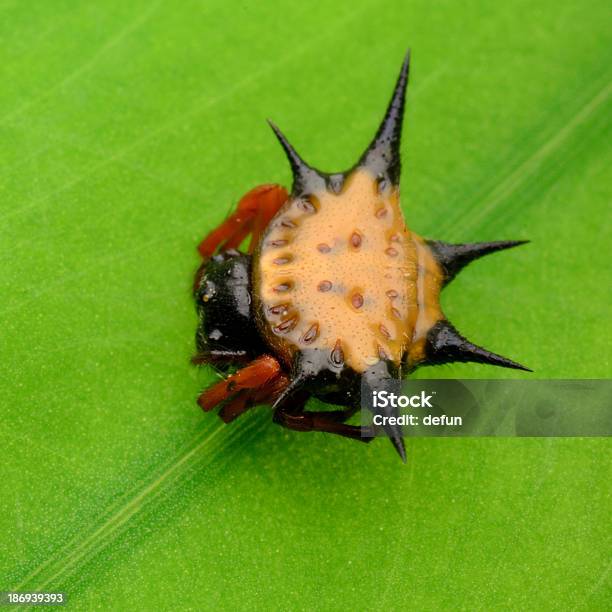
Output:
top-left (1, 0), bottom-right (610, 609)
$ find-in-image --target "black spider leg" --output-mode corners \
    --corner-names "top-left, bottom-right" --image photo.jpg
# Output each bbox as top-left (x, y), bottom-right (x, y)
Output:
top-left (272, 388), bottom-right (376, 442)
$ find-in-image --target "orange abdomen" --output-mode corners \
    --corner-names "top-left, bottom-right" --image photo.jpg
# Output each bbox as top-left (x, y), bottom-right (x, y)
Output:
top-left (254, 169), bottom-right (444, 372)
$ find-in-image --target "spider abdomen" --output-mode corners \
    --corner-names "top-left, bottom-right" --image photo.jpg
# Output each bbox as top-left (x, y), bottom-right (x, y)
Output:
top-left (255, 169), bottom-right (426, 373)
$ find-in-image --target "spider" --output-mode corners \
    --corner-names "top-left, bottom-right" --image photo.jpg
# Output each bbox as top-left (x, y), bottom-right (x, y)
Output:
top-left (192, 51), bottom-right (529, 461)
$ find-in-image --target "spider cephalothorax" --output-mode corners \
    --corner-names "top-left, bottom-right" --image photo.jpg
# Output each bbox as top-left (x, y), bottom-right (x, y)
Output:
top-left (193, 51), bottom-right (529, 461)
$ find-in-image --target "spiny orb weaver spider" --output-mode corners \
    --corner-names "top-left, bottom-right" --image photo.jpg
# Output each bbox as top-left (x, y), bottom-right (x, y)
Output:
top-left (192, 51), bottom-right (529, 461)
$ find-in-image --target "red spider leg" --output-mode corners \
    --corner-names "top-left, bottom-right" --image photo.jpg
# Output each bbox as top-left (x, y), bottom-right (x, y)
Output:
top-left (217, 391), bottom-right (250, 424)
top-left (219, 184), bottom-right (288, 252)
top-left (218, 372), bottom-right (290, 423)
top-left (197, 355), bottom-right (284, 413)
top-left (197, 184), bottom-right (288, 257)
top-left (247, 185), bottom-right (288, 253)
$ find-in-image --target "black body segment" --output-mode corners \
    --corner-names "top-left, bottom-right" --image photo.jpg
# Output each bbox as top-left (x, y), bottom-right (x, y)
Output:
top-left (426, 239), bottom-right (529, 286)
top-left (424, 320), bottom-right (531, 372)
top-left (267, 50), bottom-right (411, 196)
top-left (267, 121), bottom-right (327, 196)
top-left (361, 360), bottom-right (406, 462)
top-left (194, 250), bottom-right (265, 364)
top-left (358, 50), bottom-right (411, 185)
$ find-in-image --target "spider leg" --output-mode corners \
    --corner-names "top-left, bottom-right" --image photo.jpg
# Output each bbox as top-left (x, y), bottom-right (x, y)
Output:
top-left (273, 399), bottom-right (376, 443)
top-left (217, 373), bottom-right (291, 423)
top-left (217, 390), bottom-right (251, 423)
top-left (197, 184), bottom-right (289, 257)
top-left (198, 355), bottom-right (289, 423)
